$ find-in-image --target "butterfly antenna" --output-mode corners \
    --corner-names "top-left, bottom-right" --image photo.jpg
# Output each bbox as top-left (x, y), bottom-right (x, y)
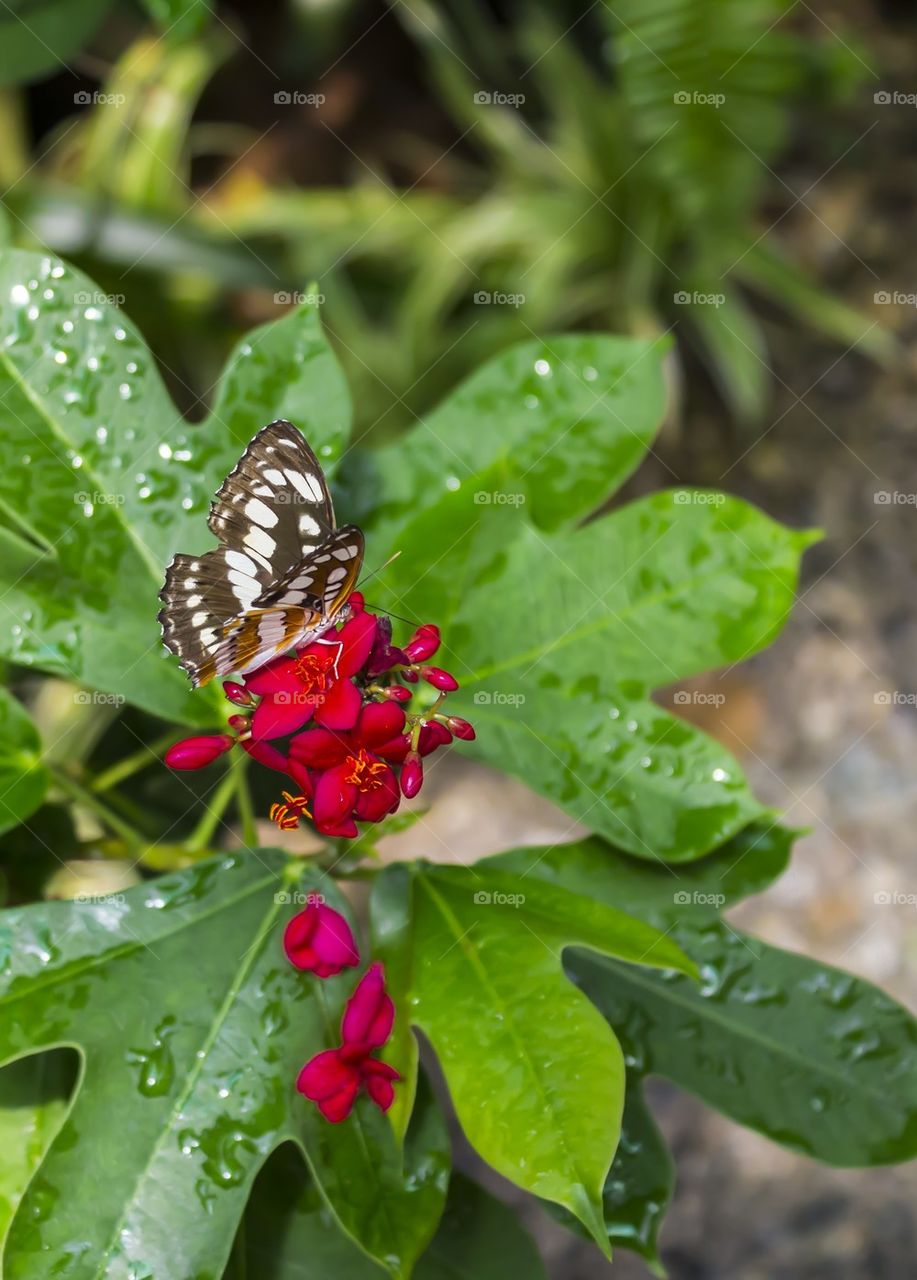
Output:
top-left (363, 603), bottom-right (421, 627)
top-left (357, 550), bottom-right (401, 589)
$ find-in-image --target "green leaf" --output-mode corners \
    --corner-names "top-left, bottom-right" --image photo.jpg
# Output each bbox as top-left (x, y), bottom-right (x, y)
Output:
top-left (496, 826), bottom-right (917, 1166)
top-left (0, 689), bottom-right (48, 835)
top-left (546, 1079), bottom-right (673, 1271)
top-left (0, 249), bottom-right (349, 726)
top-left (339, 332), bottom-right (671, 538)
top-left (228, 1158), bottom-right (545, 1280)
top-left (0, 851), bottom-right (446, 1279)
top-left (371, 862), bottom-right (696, 1250)
top-left (0, 0), bottom-right (114, 87)
top-left (379, 488), bottom-right (812, 859)
top-left (140, 0), bottom-right (213, 41)
top-left (0, 1051), bottom-right (74, 1247)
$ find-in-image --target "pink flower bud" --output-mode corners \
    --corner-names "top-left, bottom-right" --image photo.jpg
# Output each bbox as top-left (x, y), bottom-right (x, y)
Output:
top-left (348, 591), bottom-right (365, 614)
top-left (223, 681), bottom-right (253, 706)
top-left (404, 624), bottom-right (441, 662)
top-left (400, 751), bottom-right (423, 798)
top-left (418, 721), bottom-right (452, 755)
top-left (164, 734), bottom-right (234, 770)
top-left (420, 666), bottom-right (459, 691)
top-left (401, 667), bottom-right (419, 683)
top-left (227, 714), bottom-right (250, 731)
top-left (447, 716), bottom-right (476, 741)
top-left (381, 685), bottom-right (412, 703)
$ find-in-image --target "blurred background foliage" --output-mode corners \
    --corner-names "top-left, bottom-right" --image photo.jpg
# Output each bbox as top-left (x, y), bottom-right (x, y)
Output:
top-left (0, 0), bottom-right (894, 440)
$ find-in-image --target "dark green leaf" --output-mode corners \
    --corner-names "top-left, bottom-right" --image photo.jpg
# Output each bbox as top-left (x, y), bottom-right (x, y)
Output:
top-left (0, 0), bottom-right (114, 87)
top-left (0, 851), bottom-right (445, 1278)
top-left (0, 1051), bottom-right (74, 1246)
top-left (0, 690), bottom-right (48, 835)
top-left (371, 862), bottom-right (696, 1250)
top-left (0, 249), bottom-right (349, 726)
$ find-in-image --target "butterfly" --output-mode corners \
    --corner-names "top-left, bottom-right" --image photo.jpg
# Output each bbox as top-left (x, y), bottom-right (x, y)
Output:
top-left (158, 420), bottom-right (364, 687)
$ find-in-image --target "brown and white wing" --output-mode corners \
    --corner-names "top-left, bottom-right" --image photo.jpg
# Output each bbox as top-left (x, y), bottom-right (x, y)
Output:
top-left (158, 420), bottom-right (344, 686)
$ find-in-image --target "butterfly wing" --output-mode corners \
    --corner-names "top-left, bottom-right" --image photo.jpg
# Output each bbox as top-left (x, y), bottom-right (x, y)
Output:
top-left (159, 421), bottom-right (361, 686)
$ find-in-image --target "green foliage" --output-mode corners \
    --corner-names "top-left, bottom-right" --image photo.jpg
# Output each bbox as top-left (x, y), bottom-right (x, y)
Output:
top-left (0, 248), bottom-right (911, 1278)
top-left (0, 0), bottom-right (114, 88)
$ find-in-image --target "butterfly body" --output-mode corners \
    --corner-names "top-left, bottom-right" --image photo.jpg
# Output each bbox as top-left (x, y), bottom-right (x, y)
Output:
top-left (159, 421), bottom-right (363, 687)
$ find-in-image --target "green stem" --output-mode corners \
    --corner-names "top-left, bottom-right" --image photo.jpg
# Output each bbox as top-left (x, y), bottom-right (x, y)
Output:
top-left (90, 731), bottom-right (176, 793)
top-left (185, 769), bottom-right (237, 854)
top-left (230, 751), bottom-right (257, 848)
top-left (51, 768), bottom-right (144, 849)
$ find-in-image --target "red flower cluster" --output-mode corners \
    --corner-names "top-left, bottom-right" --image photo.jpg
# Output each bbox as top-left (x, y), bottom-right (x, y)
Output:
top-left (282, 894), bottom-right (398, 1122)
top-left (165, 594), bottom-right (474, 839)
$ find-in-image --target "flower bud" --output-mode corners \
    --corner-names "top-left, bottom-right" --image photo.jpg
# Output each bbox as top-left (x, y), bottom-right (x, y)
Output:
top-left (380, 685), bottom-right (412, 703)
top-left (165, 734), bottom-right (234, 770)
top-left (223, 681), bottom-right (253, 706)
top-left (400, 751), bottom-right (423, 798)
top-left (227, 714), bottom-right (250, 731)
top-left (401, 667), bottom-right (419, 683)
top-left (404, 624), bottom-right (440, 662)
top-left (348, 591), bottom-right (365, 614)
top-left (447, 716), bottom-right (476, 741)
top-left (418, 721), bottom-right (452, 755)
top-left (420, 666), bottom-right (459, 692)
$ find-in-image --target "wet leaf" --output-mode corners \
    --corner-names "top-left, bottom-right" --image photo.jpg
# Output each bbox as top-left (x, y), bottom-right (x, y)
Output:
top-left (0, 248), bottom-right (349, 726)
top-left (0, 690), bottom-right (48, 835)
top-left (0, 1051), bottom-right (74, 1246)
top-left (378, 483), bottom-right (812, 860)
top-left (371, 862), bottom-right (696, 1251)
top-left (0, 851), bottom-right (445, 1279)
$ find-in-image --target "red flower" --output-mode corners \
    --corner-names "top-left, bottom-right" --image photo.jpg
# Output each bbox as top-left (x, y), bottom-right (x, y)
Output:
top-left (291, 702), bottom-right (405, 836)
top-left (283, 897), bottom-right (359, 977)
top-left (246, 610), bottom-right (377, 741)
top-left (297, 962), bottom-right (399, 1122)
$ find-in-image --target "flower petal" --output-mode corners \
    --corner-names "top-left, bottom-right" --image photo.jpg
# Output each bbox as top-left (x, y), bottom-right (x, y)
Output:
top-left (245, 656), bottom-right (301, 697)
top-left (314, 678), bottom-right (362, 731)
top-left (355, 767), bottom-right (399, 822)
top-left (357, 701), bottom-right (406, 747)
top-left (241, 738), bottom-right (289, 772)
top-left (311, 903), bottom-right (360, 971)
top-left (374, 734), bottom-right (411, 764)
top-left (314, 762), bottom-right (357, 828)
top-left (290, 728), bottom-right (349, 768)
top-left (251, 693), bottom-right (316, 741)
top-left (337, 610), bottom-right (378, 676)
top-left (342, 962), bottom-right (394, 1048)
